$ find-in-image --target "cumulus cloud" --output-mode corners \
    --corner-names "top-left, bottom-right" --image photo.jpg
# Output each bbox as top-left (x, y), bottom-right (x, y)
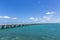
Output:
top-left (43, 16), bottom-right (51, 21)
top-left (0, 11), bottom-right (59, 23)
top-left (29, 17), bottom-right (38, 21)
top-left (28, 16), bottom-right (52, 23)
top-left (40, 11), bottom-right (56, 23)
top-left (0, 16), bottom-right (10, 19)
top-left (46, 12), bottom-right (56, 15)
top-left (28, 11), bottom-right (57, 23)
top-left (0, 16), bottom-right (17, 20)
top-left (12, 17), bottom-right (17, 19)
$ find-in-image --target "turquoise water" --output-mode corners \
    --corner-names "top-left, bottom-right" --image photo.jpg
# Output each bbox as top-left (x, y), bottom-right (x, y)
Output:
top-left (0, 23), bottom-right (60, 40)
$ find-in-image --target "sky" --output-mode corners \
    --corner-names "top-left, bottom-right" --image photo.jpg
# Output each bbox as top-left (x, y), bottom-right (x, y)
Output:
top-left (0, 0), bottom-right (60, 24)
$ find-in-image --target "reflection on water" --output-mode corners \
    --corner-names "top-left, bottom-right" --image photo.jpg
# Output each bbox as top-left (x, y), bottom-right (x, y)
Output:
top-left (0, 23), bottom-right (60, 40)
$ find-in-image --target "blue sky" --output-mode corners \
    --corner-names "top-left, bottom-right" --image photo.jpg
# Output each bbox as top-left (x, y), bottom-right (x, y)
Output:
top-left (0, 0), bottom-right (60, 24)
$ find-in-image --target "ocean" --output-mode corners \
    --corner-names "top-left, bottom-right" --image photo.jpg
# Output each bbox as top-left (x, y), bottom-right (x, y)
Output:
top-left (0, 23), bottom-right (60, 40)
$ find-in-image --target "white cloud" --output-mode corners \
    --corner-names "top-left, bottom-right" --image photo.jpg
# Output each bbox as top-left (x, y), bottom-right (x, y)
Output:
top-left (0, 16), bottom-right (10, 19)
top-left (39, 11), bottom-right (56, 23)
top-left (0, 16), bottom-right (17, 20)
top-left (42, 16), bottom-right (52, 22)
top-left (46, 12), bottom-right (56, 15)
top-left (28, 16), bottom-right (52, 23)
top-left (29, 17), bottom-right (38, 21)
top-left (0, 11), bottom-right (59, 23)
top-left (3, 16), bottom-right (11, 18)
top-left (28, 11), bottom-right (57, 23)
top-left (12, 17), bottom-right (17, 19)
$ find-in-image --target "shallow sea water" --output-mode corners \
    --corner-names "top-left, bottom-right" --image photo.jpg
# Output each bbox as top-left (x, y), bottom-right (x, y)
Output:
top-left (0, 23), bottom-right (60, 40)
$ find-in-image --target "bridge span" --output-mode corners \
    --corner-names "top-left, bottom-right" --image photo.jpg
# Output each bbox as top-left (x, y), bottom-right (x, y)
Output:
top-left (0, 23), bottom-right (40, 29)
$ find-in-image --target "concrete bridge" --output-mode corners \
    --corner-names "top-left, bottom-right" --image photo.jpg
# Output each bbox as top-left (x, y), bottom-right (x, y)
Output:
top-left (0, 23), bottom-right (40, 29)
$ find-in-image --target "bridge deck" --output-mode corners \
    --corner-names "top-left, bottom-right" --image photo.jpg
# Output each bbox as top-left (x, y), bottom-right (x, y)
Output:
top-left (0, 24), bottom-right (41, 29)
